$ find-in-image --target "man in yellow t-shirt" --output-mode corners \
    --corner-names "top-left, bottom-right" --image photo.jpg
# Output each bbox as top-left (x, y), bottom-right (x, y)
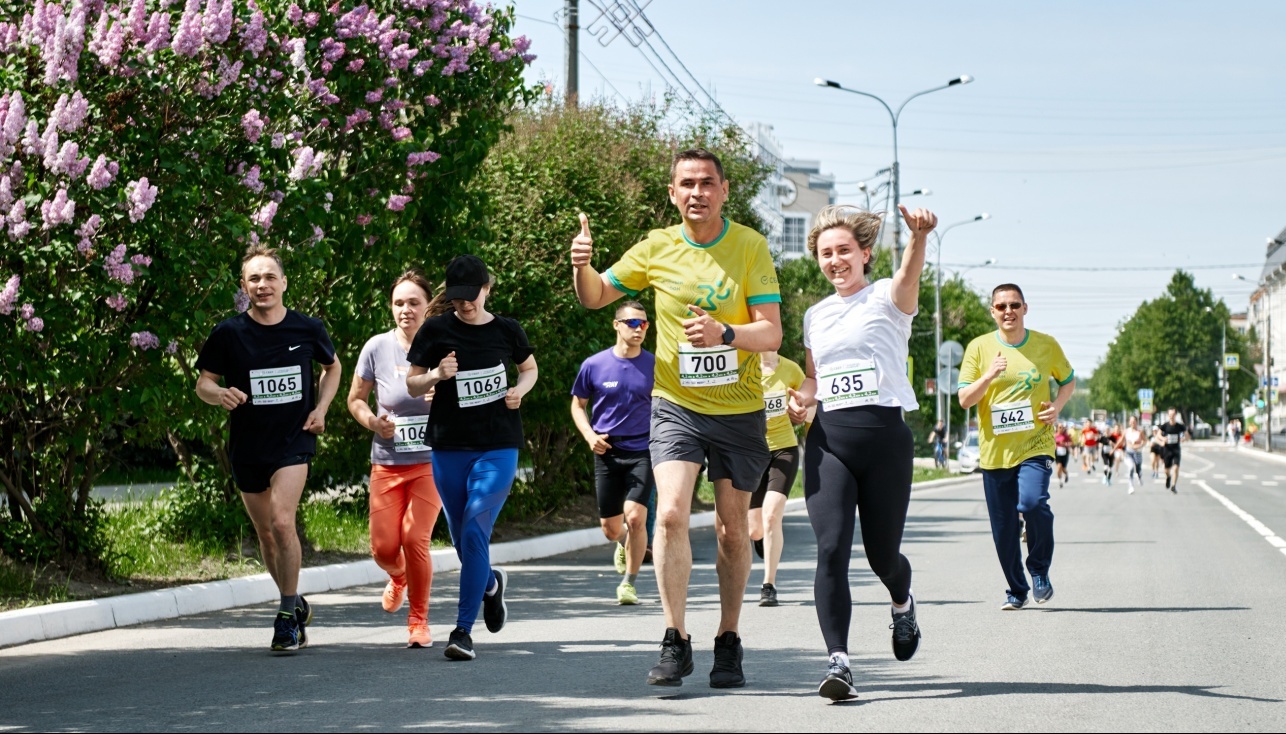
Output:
top-left (570, 149), bottom-right (782, 689)
top-left (749, 351), bottom-right (805, 609)
top-left (958, 283), bottom-right (1074, 611)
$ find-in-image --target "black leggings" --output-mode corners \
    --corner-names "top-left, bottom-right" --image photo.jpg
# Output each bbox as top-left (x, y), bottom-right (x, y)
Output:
top-left (804, 405), bottom-right (913, 656)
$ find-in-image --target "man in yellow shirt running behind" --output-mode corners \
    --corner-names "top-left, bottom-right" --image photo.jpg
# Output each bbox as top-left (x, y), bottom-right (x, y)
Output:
top-left (958, 283), bottom-right (1075, 610)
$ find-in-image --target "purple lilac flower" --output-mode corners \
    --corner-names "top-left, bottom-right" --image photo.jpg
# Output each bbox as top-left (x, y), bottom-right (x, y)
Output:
top-left (406, 151), bottom-right (440, 166)
top-left (125, 178), bottom-right (158, 223)
top-left (286, 4), bottom-right (303, 23)
top-left (311, 224), bottom-right (324, 243)
top-left (106, 293), bottom-right (128, 311)
top-left (126, 0), bottom-right (149, 40)
top-left (0, 175), bottom-right (11, 209)
top-left (144, 11), bottom-right (172, 53)
top-left (96, 18), bottom-right (125, 68)
top-left (40, 188), bottom-right (75, 228)
top-left (304, 12), bottom-right (320, 28)
top-left (130, 331), bottom-right (160, 350)
top-left (425, 94), bottom-right (440, 107)
top-left (387, 194), bottom-right (411, 211)
top-left (288, 146), bottom-right (315, 180)
top-left (356, 214), bottom-right (372, 226)
top-left (202, 0), bottom-right (233, 44)
top-left (131, 254), bottom-right (152, 267)
top-left (171, 0), bottom-right (203, 57)
top-left (365, 89), bottom-right (383, 104)
top-left (0, 275), bottom-right (18, 315)
top-left (241, 109), bottom-right (265, 141)
top-left (271, 132), bottom-right (285, 148)
top-left (104, 244), bottom-right (135, 284)
top-left (2, 92), bottom-right (25, 145)
top-left (19, 303), bottom-right (34, 320)
top-left (346, 58), bottom-right (364, 72)
top-left (288, 37), bottom-right (306, 70)
top-left (165, 340), bottom-right (178, 355)
top-left (76, 214), bottom-right (102, 239)
top-left (242, 1), bottom-right (266, 56)
top-left (7, 200), bottom-right (29, 240)
top-left (240, 164), bottom-right (264, 193)
top-left (24, 317), bottom-right (43, 333)
top-left (253, 201), bottom-right (277, 231)
top-left (87, 155), bottom-right (116, 189)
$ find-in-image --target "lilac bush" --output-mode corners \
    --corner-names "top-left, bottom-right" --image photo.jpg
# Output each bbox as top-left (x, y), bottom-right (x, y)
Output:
top-left (0, 0), bottom-right (533, 563)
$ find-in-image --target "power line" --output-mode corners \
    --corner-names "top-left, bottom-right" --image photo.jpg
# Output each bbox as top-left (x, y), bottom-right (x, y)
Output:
top-left (517, 12), bottom-right (627, 104)
top-left (944, 263), bottom-right (1266, 272)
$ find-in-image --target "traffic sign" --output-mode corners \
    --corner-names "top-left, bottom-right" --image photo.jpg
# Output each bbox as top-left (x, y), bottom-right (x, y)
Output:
top-left (937, 366), bottom-right (960, 390)
top-left (938, 340), bottom-right (964, 369)
top-left (1225, 353), bottom-right (1240, 370)
top-left (924, 378), bottom-right (936, 395)
top-left (1137, 388), bottom-right (1154, 401)
top-left (1263, 377), bottom-right (1280, 388)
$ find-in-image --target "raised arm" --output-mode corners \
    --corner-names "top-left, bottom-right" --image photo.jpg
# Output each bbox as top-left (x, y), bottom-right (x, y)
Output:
top-left (571, 213), bottom-right (626, 310)
top-left (891, 205), bottom-right (938, 315)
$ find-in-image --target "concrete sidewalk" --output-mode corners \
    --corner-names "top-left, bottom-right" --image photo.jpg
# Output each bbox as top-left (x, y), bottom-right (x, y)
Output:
top-left (0, 475), bottom-right (982, 648)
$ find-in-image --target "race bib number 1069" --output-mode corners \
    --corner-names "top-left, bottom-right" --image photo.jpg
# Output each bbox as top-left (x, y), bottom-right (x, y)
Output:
top-left (456, 364), bottom-right (508, 408)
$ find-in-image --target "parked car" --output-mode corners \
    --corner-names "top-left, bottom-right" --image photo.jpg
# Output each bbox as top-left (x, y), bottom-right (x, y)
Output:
top-left (956, 430), bottom-right (980, 473)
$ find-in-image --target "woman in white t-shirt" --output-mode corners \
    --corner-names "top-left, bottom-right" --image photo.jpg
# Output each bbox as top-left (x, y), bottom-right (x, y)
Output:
top-left (347, 270), bottom-right (441, 649)
top-left (786, 204), bottom-right (937, 701)
top-left (1123, 415), bottom-right (1145, 491)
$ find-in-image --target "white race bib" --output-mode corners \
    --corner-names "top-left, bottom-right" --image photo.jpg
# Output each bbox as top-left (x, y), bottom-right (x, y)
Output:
top-left (249, 365), bottom-right (302, 406)
top-left (677, 342), bottom-right (738, 387)
top-left (456, 364), bottom-right (507, 408)
top-left (764, 391), bottom-right (787, 419)
top-left (392, 415), bottom-right (429, 453)
top-left (1166, 434), bottom-right (1180, 445)
top-left (1056, 446), bottom-right (1068, 456)
top-left (818, 359), bottom-right (879, 410)
top-left (990, 399), bottom-right (1035, 435)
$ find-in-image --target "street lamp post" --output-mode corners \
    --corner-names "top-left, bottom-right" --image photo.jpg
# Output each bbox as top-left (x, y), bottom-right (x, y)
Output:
top-left (932, 214), bottom-right (991, 427)
top-left (1208, 306), bottom-right (1229, 442)
top-left (815, 75), bottom-right (973, 270)
top-left (1236, 271), bottom-right (1274, 451)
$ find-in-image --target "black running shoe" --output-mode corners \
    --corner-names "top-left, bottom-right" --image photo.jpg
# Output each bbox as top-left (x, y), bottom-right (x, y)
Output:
top-left (709, 631), bottom-right (746, 689)
top-left (646, 628), bottom-right (693, 686)
top-left (1165, 475), bottom-right (1171, 490)
top-left (482, 568), bottom-right (508, 634)
top-left (759, 583), bottom-right (778, 607)
top-left (890, 596), bottom-right (921, 662)
top-left (294, 596), bottom-right (311, 650)
top-left (270, 611), bottom-right (301, 653)
top-left (818, 658), bottom-right (859, 701)
top-left (753, 538), bottom-right (764, 560)
top-left (444, 626), bottom-right (476, 661)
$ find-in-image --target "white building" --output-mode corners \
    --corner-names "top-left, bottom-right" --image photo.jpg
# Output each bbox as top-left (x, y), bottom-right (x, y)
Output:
top-left (779, 159), bottom-right (838, 261)
top-left (744, 122), bottom-right (786, 258)
top-left (1248, 226), bottom-right (1286, 431)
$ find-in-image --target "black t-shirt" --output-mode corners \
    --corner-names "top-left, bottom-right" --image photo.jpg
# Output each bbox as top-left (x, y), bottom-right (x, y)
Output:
top-left (407, 312), bottom-right (534, 451)
top-left (1160, 421), bottom-right (1188, 450)
top-left (195, 310), bottom-right (337, 465)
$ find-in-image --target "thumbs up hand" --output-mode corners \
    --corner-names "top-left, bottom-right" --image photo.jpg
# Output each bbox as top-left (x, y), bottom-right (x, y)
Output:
top-left (987, 351), bottom-right (1008, 381)
top-left (898, 204), bottom-right (938, 236)
top-left (571, 213), bottom-right (593, 269)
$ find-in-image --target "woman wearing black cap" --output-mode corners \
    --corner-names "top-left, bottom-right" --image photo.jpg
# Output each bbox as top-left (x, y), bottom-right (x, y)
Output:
top-left (406, 255), bottom-right (538, 661)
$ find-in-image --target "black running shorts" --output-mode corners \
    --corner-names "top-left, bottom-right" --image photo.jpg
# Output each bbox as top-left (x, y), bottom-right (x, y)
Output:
top-left (231, 454), bottom-right (311, 494)
top-left (649, 397), bottom-right (770, 494)
top-left (593, 448), bottom-right (654, 518)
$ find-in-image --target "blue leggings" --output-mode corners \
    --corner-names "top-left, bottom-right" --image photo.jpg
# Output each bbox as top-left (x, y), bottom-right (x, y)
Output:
top-left (431, 448), bottom-right (518, 632)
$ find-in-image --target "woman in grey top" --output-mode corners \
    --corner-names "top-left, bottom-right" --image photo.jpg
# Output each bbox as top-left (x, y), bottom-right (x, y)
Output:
top-left (347, 270), bottom-right (441, 648)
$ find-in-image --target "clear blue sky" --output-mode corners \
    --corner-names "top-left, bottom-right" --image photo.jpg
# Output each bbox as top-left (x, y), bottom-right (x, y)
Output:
top-left (513, 0), bottom-right (1285, 374)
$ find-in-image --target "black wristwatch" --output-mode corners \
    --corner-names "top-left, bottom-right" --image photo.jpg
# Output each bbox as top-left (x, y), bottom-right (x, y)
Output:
top-left (721, 323), bottom-right (736, 346)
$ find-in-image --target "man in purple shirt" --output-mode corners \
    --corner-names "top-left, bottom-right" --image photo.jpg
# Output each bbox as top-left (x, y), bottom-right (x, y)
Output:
top-left (571, 301), bottom-right (656, 606)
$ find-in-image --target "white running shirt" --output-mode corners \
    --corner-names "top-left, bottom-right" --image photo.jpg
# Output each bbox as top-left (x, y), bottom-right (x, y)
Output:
top-left (804, 278), bottom-right (919, 411)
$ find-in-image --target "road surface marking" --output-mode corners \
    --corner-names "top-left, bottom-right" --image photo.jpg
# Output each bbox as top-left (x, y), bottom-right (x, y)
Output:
top-left (1264, 481), bottom-right (1280, 487)
top-left (1243, 474), bottom-right (1258, 479)
top-left (1225, 480), bottom-right (1243, 485)
top-left (1196, 480), bottom-right (1286, 559)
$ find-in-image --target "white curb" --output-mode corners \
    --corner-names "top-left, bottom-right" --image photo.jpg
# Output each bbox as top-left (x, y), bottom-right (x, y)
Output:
top-left (0, 475), bottom-right (978, 649)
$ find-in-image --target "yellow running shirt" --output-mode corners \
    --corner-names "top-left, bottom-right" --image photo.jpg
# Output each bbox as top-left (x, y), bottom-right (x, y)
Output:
top-left (606, 218), bottom-right (781, 416)
top-left (762, 356), bottom-right (805, 451)
top-left (958, 329), bottom-right (1075, 471)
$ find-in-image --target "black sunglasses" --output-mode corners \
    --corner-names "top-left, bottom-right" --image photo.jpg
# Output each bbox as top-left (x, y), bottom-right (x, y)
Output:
top-left (992, 302), bottom-right (1024, 312)
top-left (616, 318), bottom-right (649, 329)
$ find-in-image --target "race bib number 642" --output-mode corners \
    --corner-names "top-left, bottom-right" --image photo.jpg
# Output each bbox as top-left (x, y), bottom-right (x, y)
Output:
top-left (990, 400), bottom-right (1035, 434)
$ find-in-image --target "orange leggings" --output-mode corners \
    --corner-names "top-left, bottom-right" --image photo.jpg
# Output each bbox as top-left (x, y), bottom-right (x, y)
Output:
top-left (369, 463), bottom-right (442, 623)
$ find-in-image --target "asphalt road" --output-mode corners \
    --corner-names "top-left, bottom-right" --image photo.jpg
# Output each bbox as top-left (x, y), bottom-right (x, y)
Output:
top-left (2, 442), bottom-right (1283, 731)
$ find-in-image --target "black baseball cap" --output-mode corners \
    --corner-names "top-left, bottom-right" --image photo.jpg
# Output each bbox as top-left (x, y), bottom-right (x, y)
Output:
top-left (442, 254), bottom-right (490, 302)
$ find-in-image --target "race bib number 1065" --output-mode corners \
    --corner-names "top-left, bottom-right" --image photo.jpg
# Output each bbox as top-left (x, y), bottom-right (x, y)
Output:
top-left (249, 365), bottom-right (302, 405)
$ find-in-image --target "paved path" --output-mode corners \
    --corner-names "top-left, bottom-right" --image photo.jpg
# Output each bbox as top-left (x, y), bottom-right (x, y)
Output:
top-left (2, 444), bottom-right (1283, 731)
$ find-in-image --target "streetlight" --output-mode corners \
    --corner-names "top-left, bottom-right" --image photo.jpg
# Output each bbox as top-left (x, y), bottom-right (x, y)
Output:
top-left (814, 74), bottom-right (974, 269)
top-left (933, 214), bottom-right (991, 431)
top-left (1236, 271), bottom-right (1274, 450)
top-left (1206, 305), bottom-right (1228, 442)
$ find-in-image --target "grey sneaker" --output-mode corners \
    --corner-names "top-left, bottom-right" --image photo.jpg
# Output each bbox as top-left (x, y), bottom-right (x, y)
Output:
top-left (1001, 593), bottom-right (1029, 611)
top-left (1033, 574), bottom-right (1054, 604)
top-left (759, 583), bottom-right (779, 607)
top-left (647, 628), bottom-right (693, 687)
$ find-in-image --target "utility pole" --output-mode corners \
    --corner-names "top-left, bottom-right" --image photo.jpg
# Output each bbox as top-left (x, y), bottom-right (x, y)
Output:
top-left (564, 0), bottom-right (579, 107)
top-left (1267, 313), bottom-right (1273, 453)
top-left (1220, 320), bottom-right (1227, 444)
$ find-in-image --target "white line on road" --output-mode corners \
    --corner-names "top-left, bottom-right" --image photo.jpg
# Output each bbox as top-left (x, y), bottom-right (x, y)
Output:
top-left (1196, 480), bottom-right (1286, 558)
top-left (1264, 481), bottom-right (1280, 487)
top-left (1243, 474), bottom-right (1259, 479)
top-left (1226, 480), bottom-right (1243, 485)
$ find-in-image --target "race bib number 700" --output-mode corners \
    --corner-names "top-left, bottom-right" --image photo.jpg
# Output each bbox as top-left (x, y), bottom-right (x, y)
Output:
top-left (678, 342), bottom-right (738, 387)
top-left (249, 365), bottom-right (302, 406)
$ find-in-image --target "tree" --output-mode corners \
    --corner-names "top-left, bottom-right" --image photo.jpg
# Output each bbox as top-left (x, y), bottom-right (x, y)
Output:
top-left (0, 0), bottom-right (533, 565)
top-left (1092, 271), bottom-right (1255, 421)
